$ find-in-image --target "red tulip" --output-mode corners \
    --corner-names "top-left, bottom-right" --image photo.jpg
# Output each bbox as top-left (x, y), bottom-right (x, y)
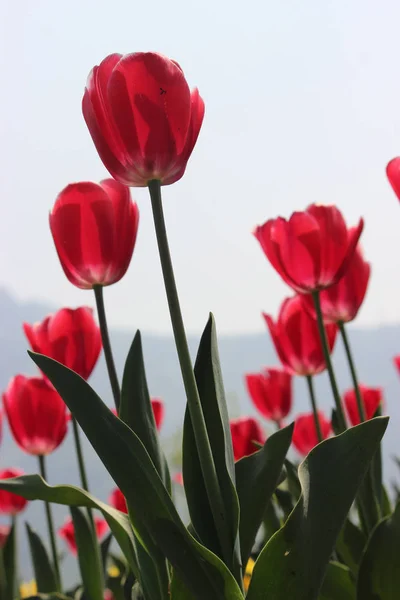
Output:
top-left (387, 157), bottom-right (400, 200)
top-left (58, 516), bottom-right (108, 554)
top-left (230, 417), bottom-right (265, 462)
top-left (82, 52), bottom-right (205, 187)
top-left (394, 356), bottom-right (400, 376)
top-left (0, 524), bottom-right (10, 547)
top-left (343, 385), bottom-right (383, 426)
top-left (109, 488), bottom-right (128, 514)
top-left (151, 398), bottom-right (164, 431)
top-left (173, 472), bottom-right (184, 486)
top-left (263, 295), bottom-right (337, 376)
top-left (254, 204), bottom-right (364, 293)
top-left (3, 376), bottom-right (67, 455)
top-left (0, 409), bottom-right (2, 448)
top-left (292, 412), bottom-right (331, 456)
top-left (0, 468), bottom-right (28, 514)
top-left (23, 307), bottom-right (102, 380)
top-left (50, 179), bottom-right (139, 289)
top-left (301, 239), bottom-right (370, 324)
top-left (245, 368), bottom-right (292, 423)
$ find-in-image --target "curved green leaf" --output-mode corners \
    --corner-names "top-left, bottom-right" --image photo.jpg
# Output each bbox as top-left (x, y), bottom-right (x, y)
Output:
top-left (70, 507), bottom-right (104, 600)
top-left (246, 417), bottom-right (388, 600)
top-left (26, 523), bottom-right (58, 593)
top-left (357, 500), bottom-right (400, 599)
top-left (23, 353), bottom-right (244, 600)
top-left (336, 519), bottom-right (365, 577)
top-left (319, 562), bottom-right (355, 600)
top-left (235, 424), bottom-right (293, 564)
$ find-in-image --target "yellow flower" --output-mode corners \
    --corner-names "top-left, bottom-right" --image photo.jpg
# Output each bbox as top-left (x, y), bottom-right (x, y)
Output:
top-left (20, 580), bottom-right (37, 599)
top-left (243, 557), bottom-right (255, 592)
top-left (107, 564), bottom-right (121, 578)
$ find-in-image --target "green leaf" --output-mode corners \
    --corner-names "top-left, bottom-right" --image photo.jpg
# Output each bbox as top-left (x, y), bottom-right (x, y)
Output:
top-left (183, 315), bottom-right (241, 575)
top-left (336, 519), bottom-right (365, 577)
top-left (70, 507), bottom-right (104, 600)
top-left (319, 562), bottom-right (356, 600)
top-left (2, 522), bottom-right (16, 600)
top-left (284, 459), bottom-right (301, 500)
top-left (120, 331), bottom-right (169, 489)
top-left (100, 532), bottom-right (113, 574)
top-left (274, 488), bottom-right (295, 520)
top-left (26, 523), bottom-right (58, 593)
top-left (357, 500), bottom-right (400, 599)
top-left (262, 498), bottom-right (282, 544)
top-left (246, 417), bottom-right (388, 600)
top-left (24, 353), bottom-right (245, 600)
top-left (235, 423), bottom-right (293, 564)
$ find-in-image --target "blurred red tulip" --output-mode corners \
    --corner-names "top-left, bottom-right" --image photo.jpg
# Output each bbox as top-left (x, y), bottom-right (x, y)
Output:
top-left (109, 487), bottom-right (128, 514)
top-left (387, 157), bottom-right (400, 200)
top-left (263, 295), bottom-right (337, 376)
top-left (3, 376), bottom-right (67, 455)
top-left (343, 385), bottom-right (383, 426)
top-left (245, 368), bottom-right (292, 423)
top-left (24, 307), bottom-right (102, 380)
top-left (0, 409), bottom-right (2, 448)
top-left (173, 472), bottom-right (184, 486)
top-left (254, 204), bottom-right (363, 293)
top-left (301, 239), bottom-right (370, 324)
top-left (230, 417), bottom-right (265, 462)
top-left (58, 516), bottom-right (109, 554)
top-left (151, 398), bottom-right (164, 431)
top-left (50, 179), bottom-right (139, 289)
top-left (83, 52), bottom-right (204, 187)
top-left (393, 356), bottom-right (400, 376)
top-left (292, 412), bottom-right (331, 456)
top-left (0, 468), bottom-right (28, 515)
top-left (0, 524), bottom-right (10, 547)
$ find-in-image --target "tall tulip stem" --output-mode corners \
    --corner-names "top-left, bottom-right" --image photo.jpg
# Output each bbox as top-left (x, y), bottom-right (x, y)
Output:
top-left (306, 375), bottom-right (322, 442)
top-left (94, 285), bottom-right (120, 412)
top-left (339, 323), bottom-right (366, 422)
top-left (312, 291), bottom-right (347, 432)
top-left (148, 179), bottom-right (237, 578)
top-left (71, 417), bottom-right (97, 536)
top-left (38, 456), bottom-right (61, 592)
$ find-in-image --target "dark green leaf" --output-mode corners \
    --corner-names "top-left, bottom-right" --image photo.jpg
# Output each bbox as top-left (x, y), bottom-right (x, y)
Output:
top-left (274, 488), bottom-right (295, 520)
top-left (284, 459), bottom-right (301, 500)
top-left (235, 424), bottom-right (293, 563)
top-left (23, 353), bottom-right (245, 600)
top-left (336, 519), bottom-right (366, 577)
top-left (26, 523), bottom-right (58, 593)
top-left (319, 562), bottom-right (356, 600)
top-left (357, 500), bottom-right (400, 599)
top-left (100, 532), bottom-right (113, 575)
top-left (2, 522), bottom-right (16, 600)
top-left (262, 498), bottom-right (282, 545)
top-left (183, 315), bottom-right (241, 575)
top-left (246, 417), bottom-right (388, 600)
top-left (70, 507), bottom-right (104, 600)
top-left (382, 485), bottom-right (392, 518)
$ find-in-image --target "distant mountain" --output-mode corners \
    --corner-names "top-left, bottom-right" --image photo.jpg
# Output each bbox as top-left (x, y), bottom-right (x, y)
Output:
top-left (1, 288), bottom-right (400, 585)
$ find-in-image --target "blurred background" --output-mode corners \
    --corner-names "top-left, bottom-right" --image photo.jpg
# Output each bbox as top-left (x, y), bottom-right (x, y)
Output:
top-left (2, 0), bottom-right (400, 585)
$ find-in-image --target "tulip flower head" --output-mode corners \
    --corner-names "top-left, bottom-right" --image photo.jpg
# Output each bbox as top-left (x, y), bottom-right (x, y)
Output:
top-left (3, 376), bottom-right (67, 455)
top-left (151, 398), bottom-right (164, 431)
top-left (50, 179), bottom-right (139, 289)
top-left (343, 385), bottom-right (383, 426)
top-left (245, 368), bottom-right (292, 423)
top-left (387, 157), bottom-right (400, 200)
top-left (23, 307), bottom-right (102, 380)
top-left (292, 412), bottom-right (331, 456)
top-left (0, 468), bottom-right (28, 515)
top-left (109, 487), bottom-right (128, 514)
top-left (230, 417), bottom-right (265, 462)
top-left (263, 295), bottom-right (337, 376)
top-left (254, 204), bottom-right (363, 294)
top-left (83, 52), bottom-right (205, 187)
top-left (58, 516), bottom-right (109, 554)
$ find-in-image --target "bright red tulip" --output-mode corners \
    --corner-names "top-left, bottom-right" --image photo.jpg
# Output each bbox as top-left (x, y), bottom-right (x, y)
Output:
top-left (151, 398), bottom-right (164, 431)
top-left (23, 307), bottom-right (102, 380)
top-left (109, 487), bottom-right (128, 514)
top-left (245, 368), bottom-right (292, 423)
top-left (263, 295), bottom-right (337, 376)
top-left (387, 157), bottom-right (400, 200)
top-left (292, 412), bottom-right (331, 456)
top-left (394, 356), bottom-right (400, 376)
top-left (3, 376), bottom-right (67, 455)
top-left (50, 179), bottom-right (139, 289)
top-left (343, 385), bottom-right (383, 426)
top-left (0, 524), bottom-right (10, 547)
top-left (0, 468), bottom-right (28, 515)
top-left (254, 204), bottom-right (363, 293)
top-left (58, 516), bottom-right (108, 554)
top-left (301, 239), bottom-right (370, 324)
top-left (82, 52), bottom-right (205, 187)
top-left (230, 417), bottom-right (265, 462)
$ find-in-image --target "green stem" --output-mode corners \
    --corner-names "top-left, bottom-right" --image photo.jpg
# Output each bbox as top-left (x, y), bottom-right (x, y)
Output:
top-left (94, 285), bottom-right (120, 412)
top-left (306, 375), bottom-right (323, 442)
top-left (148, 180), bottom-right (240, 583)
top-left (339, 323), bottom-right (366, 422)
top-left (312, 291), bottom-right (347, 432)
top-left (71, 417), bottom-right (97, 534)
top-left (38, 456), bottom-right (61, 592)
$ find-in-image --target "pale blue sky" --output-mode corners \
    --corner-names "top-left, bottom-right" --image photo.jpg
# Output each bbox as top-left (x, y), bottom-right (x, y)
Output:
top-left (1, 0), bottom-right (400, 333)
